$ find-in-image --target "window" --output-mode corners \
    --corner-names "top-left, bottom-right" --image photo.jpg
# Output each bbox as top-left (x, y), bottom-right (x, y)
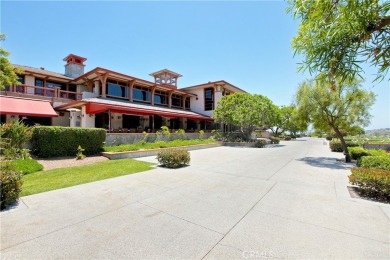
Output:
top-left (154, 90), bottom-right (168, 106)
top-left (133, 85), bottom-right (151, 103)
top-left (106, 80), bottom-right (128, 99)
top-left (34, 78), bottom-right (44, 95)
top-left (11, 75), bottom-right (25, 92)
top-left (46, 81), bottom-right (65, 97)
top-left (171, 94), bottom-right (182, 108)
top-left (185, 97), bottom-right (190, 110)
top-left (204, 88), bottom-right (214, 111)
top-left (17, 75), bottom-right (25, 84)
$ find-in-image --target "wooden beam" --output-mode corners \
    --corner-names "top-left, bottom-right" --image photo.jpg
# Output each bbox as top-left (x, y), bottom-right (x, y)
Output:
top-left (128, 79), bottom-right (136, 102)
top-left (99, 73), bottom-right (108, 98)
top-left (151, 85), bottom-right (156, 106)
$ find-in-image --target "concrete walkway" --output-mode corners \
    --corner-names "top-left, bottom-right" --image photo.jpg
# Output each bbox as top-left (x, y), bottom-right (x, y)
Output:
top-left (1, 138), bottom-right (389, 259)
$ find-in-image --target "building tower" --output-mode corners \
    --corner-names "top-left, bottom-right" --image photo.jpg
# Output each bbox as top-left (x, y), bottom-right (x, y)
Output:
top-left (149, 69), bottom-right (182, 89)
top-left (63, 54), bottom-right (87, 78)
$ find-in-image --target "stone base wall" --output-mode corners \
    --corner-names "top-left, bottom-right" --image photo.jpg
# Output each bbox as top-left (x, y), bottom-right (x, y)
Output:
top-left (363, 143), bottom-right (390, 151)
top-left (105, 133), bottom-right (213, 146)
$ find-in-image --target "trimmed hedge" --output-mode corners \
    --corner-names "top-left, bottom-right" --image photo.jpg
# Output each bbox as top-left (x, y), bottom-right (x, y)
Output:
top-left (270, 137), bottom-right (280, 144)
top-left (359, 156), bottom-right (390, 170)
top-left (255, 139), bottom-right (267, 148)
top-left (31, 126), bottom-right (106, 158)
top-left (329, 139), bottom-right (359, 152)
top-left (349, 168), bottom-right (390, 199)
top-left (349, 147), bottom-right (371, 160)
top-left (156, 149), bottom-right (190, 168)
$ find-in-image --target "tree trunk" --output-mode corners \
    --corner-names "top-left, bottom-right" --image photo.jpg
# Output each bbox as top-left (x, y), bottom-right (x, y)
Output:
top-left (333, 127), bottom-right (351, 163)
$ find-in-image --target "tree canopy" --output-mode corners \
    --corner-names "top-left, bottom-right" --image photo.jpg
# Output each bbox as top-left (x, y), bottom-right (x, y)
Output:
top-left (213, 93), bottom-right (276, 140)
top-left (269, 105), bottom-right (306, 136)
top-left (288, 0), bottom-right (389, 83)
top-left (294, 78), bottom-right (375, 161)
top-left (0, 34), bottom-right (19, 89)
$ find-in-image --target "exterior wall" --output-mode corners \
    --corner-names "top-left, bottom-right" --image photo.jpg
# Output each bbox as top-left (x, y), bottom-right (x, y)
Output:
top-left (52, 112), bottom-right (70, 126)
top-left (25, 75), bottom-right (35, 95)
top-left (81, 106), bottom-right (95, 128)
top-left (82, 91), bottom-right (98, 99)
top-left (188, 88), bottom-right (212, 116)
top-left (5, 115), bottom-right (19, 123)
top-left (65, 63), bottom-right (84, 78)
top-left (110, 112), bottom-right (123, 129)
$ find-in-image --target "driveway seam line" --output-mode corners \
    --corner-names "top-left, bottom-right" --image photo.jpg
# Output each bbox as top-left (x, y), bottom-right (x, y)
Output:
top-left (255, 210), bottom-right (390, 244)
top-left (136, 201), bottom-right (225, 236)
top-left (201, 181), bottom-right (278, 259)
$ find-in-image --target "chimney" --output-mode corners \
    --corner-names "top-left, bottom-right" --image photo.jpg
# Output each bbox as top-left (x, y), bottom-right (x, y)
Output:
top-left (63, 54), bottom-right (87, 78)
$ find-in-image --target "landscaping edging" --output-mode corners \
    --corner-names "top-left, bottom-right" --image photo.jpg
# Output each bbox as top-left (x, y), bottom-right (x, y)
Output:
top-left (101, 142), bottom-right (223, 160)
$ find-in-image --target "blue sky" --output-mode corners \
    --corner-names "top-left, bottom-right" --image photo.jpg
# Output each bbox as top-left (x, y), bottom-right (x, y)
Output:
top-left (1, 0), bottom-right (389, 130)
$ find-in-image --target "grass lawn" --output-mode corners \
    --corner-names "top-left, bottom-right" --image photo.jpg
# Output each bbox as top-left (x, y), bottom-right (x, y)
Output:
top-left (104, 138), bottom-right (217, 153)
top-left (21, 159), bottom-right (154, 196)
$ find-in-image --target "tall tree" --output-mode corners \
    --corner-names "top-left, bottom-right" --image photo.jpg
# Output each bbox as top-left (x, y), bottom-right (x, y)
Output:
top-left (213, 93), bottom-right (276, 141)
top-left (288, 0), bottom-right (389, 84)
top-left (0, 34), bottom-right (19, 89)
top-left (283, 105), bottom-right (307, 136)
top-left (295, 78), bottom-right (375, 162)
top-left (269, 105), bottom-right (304, 136)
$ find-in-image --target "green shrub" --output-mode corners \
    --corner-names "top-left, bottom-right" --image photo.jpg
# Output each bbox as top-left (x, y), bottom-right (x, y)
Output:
top-left (156, 149), bottom-right (190, 168)
top-left (161, 126), bottom-right (170, 137)
top-left (0, 161), bottom-right (23, 210)
top-left (325, 135), bottom-right (333, 141)
top-left (359, 156), bottom-right (390, 170)
top-left (329, 139), bottom-right (359, 152)
top-left (349, 168), bottom-right (390, 199)
top-left (284, 136), bottom-right (292, 141)
top-left (0, 121), bottom-right (32, 159)
top-left (31, 126), bottom-right (106, 158)
top-left (76, 145), bottom-right (86, 160)
top-left (349, 147), bottom-right (371, 160)
top-left (11, 158), bottom-right (43, 175)
top-left (255, 139), bottom-right (267, 148)
top-left (270, 137), bottom-right (280, 144)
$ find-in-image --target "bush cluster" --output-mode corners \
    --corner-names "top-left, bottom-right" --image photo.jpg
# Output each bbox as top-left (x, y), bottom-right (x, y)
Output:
top-left (255, 139), bottom-right (267, 148)
top-left (0, 161), bottom-right (23, 210)
top-left (270, 137), bottom-right (280, 144)
top-left (31, 126), bottom-right (106, 158)
top-left (284, 136), bottom-right (292, 141)
top-left (359, 156), bottom-right (390, 171)
top-left (349, 168), bottom-right (390, 199)
top-left (329, 139), bottom-right (359, 152)
top-left (156, 149), bottom-right (190, 168)
top-left (348, 147), bottom-right (371, 160)
top-left (0, 121), bottom-right (32, 159)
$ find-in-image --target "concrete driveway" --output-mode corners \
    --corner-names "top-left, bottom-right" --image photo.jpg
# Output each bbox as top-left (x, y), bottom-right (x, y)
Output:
top-left (1, 138), bottom-right (389, 259)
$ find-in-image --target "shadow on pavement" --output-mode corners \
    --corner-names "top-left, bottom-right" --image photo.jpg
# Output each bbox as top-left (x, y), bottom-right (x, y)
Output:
top-left (297, 156), bottom-right (354, 170)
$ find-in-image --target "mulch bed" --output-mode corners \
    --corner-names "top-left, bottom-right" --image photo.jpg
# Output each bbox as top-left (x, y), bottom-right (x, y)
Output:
top-left (347, 186), bottom-right (389, 204)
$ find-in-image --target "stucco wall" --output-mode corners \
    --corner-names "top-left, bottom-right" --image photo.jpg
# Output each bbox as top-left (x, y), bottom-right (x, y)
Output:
top-left (52, 111), bottom-right (70, 126)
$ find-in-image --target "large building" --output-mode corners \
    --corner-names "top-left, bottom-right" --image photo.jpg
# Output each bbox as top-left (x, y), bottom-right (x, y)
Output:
top-left (0, 54), bottom-right (246, 132)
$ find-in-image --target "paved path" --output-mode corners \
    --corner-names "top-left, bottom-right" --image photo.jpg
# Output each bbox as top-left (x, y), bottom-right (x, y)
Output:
top-left (1, 138), bottom-right (389, 259)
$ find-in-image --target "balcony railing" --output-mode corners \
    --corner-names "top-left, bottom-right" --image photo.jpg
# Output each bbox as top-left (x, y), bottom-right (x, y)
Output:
top-left (4, 85), bottom-right (82, 100)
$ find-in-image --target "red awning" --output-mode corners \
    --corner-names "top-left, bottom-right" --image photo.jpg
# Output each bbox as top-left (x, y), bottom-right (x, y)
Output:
top-left (86, 101), bottom-right (213, 122)
top-left (0, 96), bottom-right (58, 117)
